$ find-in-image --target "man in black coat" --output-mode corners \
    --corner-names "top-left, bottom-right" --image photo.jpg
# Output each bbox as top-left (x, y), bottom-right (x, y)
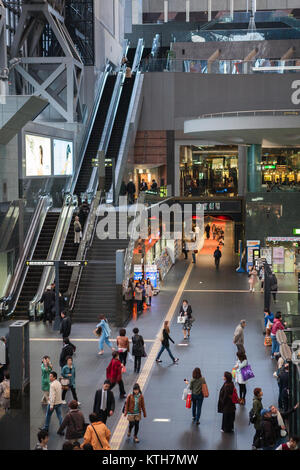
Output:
top-left (214, 246), bottom-right (222, 269)
top-left (59, 338), bottom-right (76, 368)
top-left (40, 286), bottom-right (55, 323)
top-left (93, 380), bottom-right (115, 424)
top-left (60, 311), bottom-right (71, 338)
top-left (126, 180), bottom-right (136, 205)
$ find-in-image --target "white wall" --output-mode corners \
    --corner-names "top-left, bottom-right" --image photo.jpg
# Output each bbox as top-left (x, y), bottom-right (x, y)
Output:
top-left (0, 136), bottom-right (19, 202)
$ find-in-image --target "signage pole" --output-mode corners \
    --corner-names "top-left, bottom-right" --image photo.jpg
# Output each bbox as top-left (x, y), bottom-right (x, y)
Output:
top-left (53, 261), bottom-right (61, 331)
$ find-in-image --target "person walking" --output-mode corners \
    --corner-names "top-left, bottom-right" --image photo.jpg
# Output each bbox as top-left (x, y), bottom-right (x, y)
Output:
top-left (0, 371), bottom-right (10, 412)
top-left (93, 380), bottom-right (115, 424)
top-left (73, 216), bottom-right (82, 245)
top-left (205, 223), bottom-right (210, 239)
top-left (134, 282), bottom-right (143, 314)
top-left (132, 328), bottom-right (145, 374)
top-left (116, 328), bottom-right (130, 366)
top-left (124, 280), bottom-right (134, 315)
top-left (182, 240), bottom-right (188, 259)
top-left (78, 199), bottom-right (90, 229)
top-left (271, 312), bottom-right (286, 359)
top-left (96, 315), bottom-right (114, 356)
top-left (59, 337), bottom-right (76, 368)
top-left (81, 413), bottom-right (111, 450)
top-left (41, 371), bottom-right (63, 432)
top-left (277, 363), bottom-right (289, 412)
top-left (259, 266), bottom-right (265, 292)
top-left (185, 368), bottom-right (208, 425)
top-left (41, 355), bottom-right (53, 405)
top-left (40, 286), bottom-right (55, 324)
top-left (218, 371), bottom-right (236, 433)
top-left (213, 246), bottom-right (222, 269)
top-left (124, 383), bottom-right (146, 444)
top-left (233, 351), bottom-right (248, 405)
top-left (252, 387), bottom-right (264, 449)
top-left (106, 352), bottom-right (126, 399)
top-left (248, 266), bottom-right (258, 292)
top-left (145, 279), bottom-right (153, 307)
top-left (179, 300), bottom-right (193, 340)
top-left (61, 356), bottom-right (79, 405)
top-left (57, 400), bottom-right (86, 440)
top-left (270, 271), bottom-right (278, 303)
top-left (260, 408), bottom-right (280, 450)
top-left (60, 311), bottom-right (71, 339)
top-left (233, 320), bottom-right (246, 355)
top-left (126, 180), bottom-right (136, 205)
top-left (155, 321), bottom-right (179, 364)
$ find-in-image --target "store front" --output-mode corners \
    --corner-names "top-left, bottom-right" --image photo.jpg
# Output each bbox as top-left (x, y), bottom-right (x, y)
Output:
top-left (263, 237), bottom-right (300, 273)
top-left (179, 145), bottom-right (238, 197)
top-left (134, 164), bottom-right (167, 195)
top-left (261, 147), bottom-right (300, 190)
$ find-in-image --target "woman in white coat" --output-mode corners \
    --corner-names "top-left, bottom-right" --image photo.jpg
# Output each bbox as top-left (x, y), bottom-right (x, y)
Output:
top-left (233, 351), bottom-right (248, 405)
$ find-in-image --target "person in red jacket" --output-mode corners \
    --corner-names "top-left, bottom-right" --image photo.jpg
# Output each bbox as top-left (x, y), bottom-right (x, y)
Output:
top-left (270, 312), bottom-right (286, 359)
top-left (106, 352), bottom-right (126, 399)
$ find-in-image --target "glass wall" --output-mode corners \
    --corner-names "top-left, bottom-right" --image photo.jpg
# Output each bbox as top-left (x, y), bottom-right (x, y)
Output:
top-left (261, 147), bottom-right (300, 191)
top-left (180, 145), bottom-right (238, 197)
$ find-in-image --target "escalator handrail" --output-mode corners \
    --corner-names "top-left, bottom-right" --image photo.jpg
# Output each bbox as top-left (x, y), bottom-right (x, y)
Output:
top-left (85, 67), bottom-right (127, 197)
top-left (29, 194), bottom-right (77, 315)
top-left (68, 190), bottom-right (105, 312)
top-left (1, 195), bottom-right (53, 317)
top-left (132, 38), bottom-right (145, 73)
top-left (68, 62), bottom-right (111, 195)
top-left (113, 70), bottom-right (143, 201)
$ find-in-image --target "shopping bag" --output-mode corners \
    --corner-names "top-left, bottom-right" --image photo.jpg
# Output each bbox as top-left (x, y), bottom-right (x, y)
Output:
top-left (231, 368), bottom-right (236, 380)
top-left (231, 386), bottom-right (240, 404)
top-left (186, 393), bottom-right (192, 408)
top-left (121, 365), bottom-right (127, 374)
top-left (177, 316), bottom-right (186, 324)
top-left (182, 387), bottom-right (189, 401)
top-left (264, 336), bottom-right (272, 347)
top-left (241, 364), bottom-right (255, 381)
top-left (128, 352), bottom-right (134, 363)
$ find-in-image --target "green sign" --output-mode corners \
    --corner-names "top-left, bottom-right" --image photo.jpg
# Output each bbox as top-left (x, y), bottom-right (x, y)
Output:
top-left (263, 165), bottom-right (276, 169)
top-left (293, 228), bottom-right (300, 235)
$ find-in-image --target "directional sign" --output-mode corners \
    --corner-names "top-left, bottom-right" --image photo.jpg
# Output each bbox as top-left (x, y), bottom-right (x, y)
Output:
top-left (26, 260), bottom-right (88, 267)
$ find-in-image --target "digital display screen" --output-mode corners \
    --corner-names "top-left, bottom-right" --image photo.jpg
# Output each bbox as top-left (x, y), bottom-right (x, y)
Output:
top-left (53, 139), bottom-right (73, 175)
top-left (25, 134), bottom-right (51, 176)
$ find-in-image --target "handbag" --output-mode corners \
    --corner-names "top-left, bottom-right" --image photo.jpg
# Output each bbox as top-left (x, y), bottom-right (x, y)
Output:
top-left (240, 364), bottom-right (255, 381)
top-left (127, 414), bottom-right (141, 422)
top-left (121, 365), bottom-right (127, 374)
top-left (177, 316), bottom-right (186, 324)
top-left (93, 326), bottom-right (102, 337)
top-left (202, 383), bottom-right (209, 398)
top-left (60, 377), bottom-right (70, 390)
top-left (186, 393), bottom-right (192, 409)
top-left (231, 386), bottom-right (240, 404)
top-left (182, 387), bottom-right (189, 401)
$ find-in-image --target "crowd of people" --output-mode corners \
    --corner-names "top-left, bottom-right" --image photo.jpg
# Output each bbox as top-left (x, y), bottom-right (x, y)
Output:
top-left (123, 278), bottom-right (154, 316)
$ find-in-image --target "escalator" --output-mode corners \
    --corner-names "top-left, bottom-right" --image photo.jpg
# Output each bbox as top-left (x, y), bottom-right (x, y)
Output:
top-left (13, 212), bottom-right (59, 317)
top-left (74, 75), bottom-right (117, 198)
top-left (105, 75), bottom-right (136, 192)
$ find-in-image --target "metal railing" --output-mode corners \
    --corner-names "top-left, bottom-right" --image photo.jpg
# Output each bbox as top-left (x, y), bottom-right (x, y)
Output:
top-left (29, 193), bottom-right (77, 318)
top-left (198, 109), bottom-right (300, 119)
top-left (139, 58), bottom-right (300, 74)
top-left (1, 195), bottom-right (53, 318)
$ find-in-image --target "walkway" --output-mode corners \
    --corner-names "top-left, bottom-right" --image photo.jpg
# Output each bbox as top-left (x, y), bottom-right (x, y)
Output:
top-left (25, 221), bottom-right (297, 450)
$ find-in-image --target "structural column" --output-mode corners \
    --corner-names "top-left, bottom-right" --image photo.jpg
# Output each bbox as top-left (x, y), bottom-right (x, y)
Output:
top-left (247, 144), bottom-right (261, 192)
top-left (238, 145), bottom-right (247, 196)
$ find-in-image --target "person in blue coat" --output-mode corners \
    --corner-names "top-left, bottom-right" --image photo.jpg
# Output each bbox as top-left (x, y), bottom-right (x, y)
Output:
top-left (96, 315), bottom-right (114, 355)
top-left (61, 356), bottom-right (79, 405)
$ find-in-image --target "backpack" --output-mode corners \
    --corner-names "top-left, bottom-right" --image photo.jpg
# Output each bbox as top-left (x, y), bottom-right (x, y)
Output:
top-left (249, 408), bottom-right (257, 424)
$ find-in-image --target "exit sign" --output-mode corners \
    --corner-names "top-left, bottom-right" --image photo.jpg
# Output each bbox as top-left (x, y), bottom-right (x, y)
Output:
top-left (263, 165), bottom-right (276, 169)
top-left (293, 229), bottom-right (300, 235)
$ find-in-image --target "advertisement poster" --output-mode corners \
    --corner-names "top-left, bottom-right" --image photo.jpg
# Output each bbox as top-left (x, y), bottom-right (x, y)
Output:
top-left (273, 247), bottom-right (285, 261)
top-left (53, 139), bottom-right (73, 175)
top-left (134, 265), bottom-right (143, 282)
top-left (145, 264), bottom-right (158, 288)
top-left (25, 134), bottom-right (51, 176)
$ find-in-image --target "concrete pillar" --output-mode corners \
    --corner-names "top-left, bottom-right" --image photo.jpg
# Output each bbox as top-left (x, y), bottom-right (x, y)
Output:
top-left (186, 0), bottom-right (190, 22)
top-left (132, 0), bottom-right (143, 25)
top-left (164, 0), bottom-right (168, 23)
top-left (208, 0), bottom-right (212, 21)
top-left (238, 145), bottom-right (247, 196)
top-left (247, 144), bottom-right (261, 192)
top-left (230, 0), bottom-right (234, 20)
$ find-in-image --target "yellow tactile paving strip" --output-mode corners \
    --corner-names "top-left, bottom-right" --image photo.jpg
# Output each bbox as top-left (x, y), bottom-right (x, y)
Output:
top-left (110, 261), bottom-right (194, 450)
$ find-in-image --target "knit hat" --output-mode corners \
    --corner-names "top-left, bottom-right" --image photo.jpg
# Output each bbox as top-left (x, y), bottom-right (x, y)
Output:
top-left (261, 408), bottom-right (271, 417)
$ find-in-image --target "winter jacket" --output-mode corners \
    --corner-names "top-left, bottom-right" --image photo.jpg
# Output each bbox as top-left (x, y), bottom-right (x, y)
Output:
top-left (41, 363), bottom-right (52, 392)
top-left (234, 359), bottom-right (248, 385)
top-left (271, 318), bottom-right (285, 336)
top-left (49, 379), bottom-right (62, 406)
top-left (60, 316), bottom-right (71, 338)
top-left (233, 324), bottom-right (244, 345)
top-left (58, 409), bottom-right (85, 439)
top-left (82, 422), bottom-right (111, 450)
top-left (179, 305), bottom-right (192, 318)
top-left (134, 286), bottom-right (143, 301)
top-left (161, 329), bottom-right (174, 348)
top-left (218, 382), bottom-right (236, 414)
top-left (106, 358), bottom-right (122, 384)
top-left (59, 344), bottom-right (75, 368)
top-left (261, 416), bottom-right (280, 448)
top-left (124, 393), bottom-right (147, 417)
top-left (96, 319), bottom-right (111, 338)
top-left (132, 334), bottom-right (144, 357)
top-left (61, 364), bottom-right (76, 388)
top-left (252, 396), bottom-right (263, 430)
top-left (40, 290), bottom-right (55, 311)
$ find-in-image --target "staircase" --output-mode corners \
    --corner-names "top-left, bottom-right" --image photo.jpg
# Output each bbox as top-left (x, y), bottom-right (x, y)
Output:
top-left (75, 75), bottom-right (117, 198)
top-left (58, 214), bottom-right (80, 296)
top-left (72, 216), bottom-right (129, 324)
top-left (13, 212), bottom-right (59, 318)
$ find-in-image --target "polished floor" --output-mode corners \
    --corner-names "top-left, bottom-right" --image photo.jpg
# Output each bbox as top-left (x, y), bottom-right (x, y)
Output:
top-left (1, 222), bottom-right (297, 450)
